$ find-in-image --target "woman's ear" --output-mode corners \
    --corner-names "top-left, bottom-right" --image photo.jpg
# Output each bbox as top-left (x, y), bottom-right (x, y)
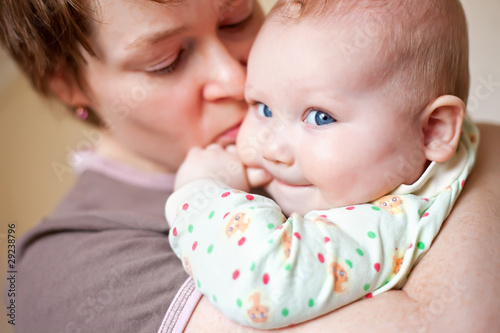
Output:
top-left (49, 66), bottom-right (90, 107)
top-left (422, 95), bottom-right (465, 163)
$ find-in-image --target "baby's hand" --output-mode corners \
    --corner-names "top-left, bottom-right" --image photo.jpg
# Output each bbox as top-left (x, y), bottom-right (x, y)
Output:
top-left (175, 144), bottom-right (250, 191)
top-left (246, 167), bottom-right (273, 188)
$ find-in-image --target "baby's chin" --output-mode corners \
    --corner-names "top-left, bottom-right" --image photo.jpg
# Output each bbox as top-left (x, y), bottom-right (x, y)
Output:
top-left (264, 179), bottom-right (376, 217)
top-left (267, 187), bottom-right (332, 217)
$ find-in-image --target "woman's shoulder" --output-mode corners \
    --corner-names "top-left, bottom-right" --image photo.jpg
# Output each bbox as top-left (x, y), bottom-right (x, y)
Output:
top-left (10, 169), bottom-right (187, 332)
top-left (52, 167), bottom-right (171, 226)
top-left (17, 167), bottom-right (174, 263)
top-left (400, 122), bottom-right (500, 331)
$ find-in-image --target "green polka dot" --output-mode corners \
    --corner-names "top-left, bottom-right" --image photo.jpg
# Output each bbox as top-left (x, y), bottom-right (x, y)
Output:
top-left (345, 260), bottom-right (353, 268)
top-left (418, 209), bottom-right (421, 216)
top-left (363, 283), bottom-right (370, 291)
top-left (188, 225), bottom-right (194, 233)
top-left (417, 242), bottom-right (426, 250)
top-left (207, 244), bottom-right (214, 254)
top-left (368, 231), bottom-right (376, 239)
top-left (383, 280), bottom-right (389, 286)
top-left (213, 295), bottom-right (217, 302)
top-left (250, 262), bottom-right (256, 271)
top-left (249, 206), bottom-right (255, 210)
top-left (372, 206), bottom-right (381, 211)
top-left (197, 280), bottom-right (201, 288)
top-left (356, 248), bottom-right (364, 256)
top-left (237, 298), bottom-right (243, 307)
top-left (285, 263), bottom-right (291, 271)
top-left (267, 223), bottom-right (275, 230)
top-left (282, 308), bottom-right (289, 317)
top-left (268, 239), bottom-right (273, 244)
top-left (308, 299), bottom-right (314, 307)
top-left (208, 211), bottom-right (215, 219)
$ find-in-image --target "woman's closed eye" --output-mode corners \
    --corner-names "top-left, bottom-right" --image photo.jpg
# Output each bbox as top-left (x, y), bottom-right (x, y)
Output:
top-left (147, 49), bottom-right (185, 75)
top-left (257, 103), bottom-right (272, 118)
top-left (304, 109), bottom-right (336, 126)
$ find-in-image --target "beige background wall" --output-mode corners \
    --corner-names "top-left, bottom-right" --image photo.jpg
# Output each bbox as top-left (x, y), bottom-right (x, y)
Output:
top-left (0, 0), bottom-right (498, 331)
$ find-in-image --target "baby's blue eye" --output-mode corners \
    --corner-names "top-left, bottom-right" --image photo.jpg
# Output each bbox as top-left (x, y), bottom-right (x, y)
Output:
top-left (305, 110), bottom-right (336, 126)
top-left (257, 103), bottom-right (272, 117)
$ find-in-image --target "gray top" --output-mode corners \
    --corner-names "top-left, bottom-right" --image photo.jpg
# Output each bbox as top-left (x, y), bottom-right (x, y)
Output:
top-left (6, 170), bottom-right (188, 332)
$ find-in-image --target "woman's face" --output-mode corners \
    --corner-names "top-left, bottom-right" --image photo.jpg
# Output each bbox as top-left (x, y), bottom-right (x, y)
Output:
top-left (80, 0), bottom-right (264, 172)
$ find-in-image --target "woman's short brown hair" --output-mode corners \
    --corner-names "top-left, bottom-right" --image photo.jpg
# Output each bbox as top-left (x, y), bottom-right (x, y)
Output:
top-left (0, 0), bottom-right (95, 96)
top-left (0, 0), bottom-right (177, 124)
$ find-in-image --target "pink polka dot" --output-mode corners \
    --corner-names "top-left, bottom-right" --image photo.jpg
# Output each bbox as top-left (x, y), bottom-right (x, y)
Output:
top-left (246, 194), bottom-right (255, 201)
top-left (221, 192), bottom-right (231, 198)
top-left (192, 241), bottom-right (198, 251)
top-left (294, 232), bottom-right (301, 240)
top-left (408, 243), bottom-right (413, 249)
top-left (278, 225), bottom-right (284, 230)
top-left (182, 203), bottom-right (189, 210)
top-left (263, 273), bottom-right (270, 285)
top-left (365, 293), bottom-right (373, 299)
top-left (172, 228), bottom-right (177, 236)
top-left (238, 237), bottom-right (246, 246)
top-left (320, 214), bottom-right (327, 218)
top-left (374, 263), bottom-right (380, 272)
top-left (318, 253), bottom-right (325, 263)
top-left (461, 180), bottom-right (465, 187)
top-left (422, 198), bottom-right (429, 202)
top-left (223, 212), bottom-right (230, 219)
top-left (324, 237), bottom-right (330, 243)
top-left (233, 270), bottom-right (240, 280)
top-left (346, 206), bottom-right (355, 211)
top-left (423, 212), bottom-right (430, 217)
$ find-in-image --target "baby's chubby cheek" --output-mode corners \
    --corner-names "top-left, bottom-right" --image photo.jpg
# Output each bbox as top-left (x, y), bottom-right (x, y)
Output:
top-left (236, 120), bottom-right (263, 168)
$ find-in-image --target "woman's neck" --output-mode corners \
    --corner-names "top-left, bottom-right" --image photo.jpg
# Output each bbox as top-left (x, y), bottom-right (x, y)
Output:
top-left (95, 132), bottom-right (171, 174)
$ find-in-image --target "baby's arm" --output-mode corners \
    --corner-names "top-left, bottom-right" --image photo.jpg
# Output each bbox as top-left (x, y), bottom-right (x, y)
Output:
top-left (167, 184), bottom-right (446, 329)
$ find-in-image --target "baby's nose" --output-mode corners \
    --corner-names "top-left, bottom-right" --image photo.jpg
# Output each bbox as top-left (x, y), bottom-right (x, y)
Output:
top-left (262, 139), bottom-right (294, 167)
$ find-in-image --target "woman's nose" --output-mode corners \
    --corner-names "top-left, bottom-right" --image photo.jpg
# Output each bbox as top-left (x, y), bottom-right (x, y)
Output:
top-left (202, 40), bottom-right (246, 101)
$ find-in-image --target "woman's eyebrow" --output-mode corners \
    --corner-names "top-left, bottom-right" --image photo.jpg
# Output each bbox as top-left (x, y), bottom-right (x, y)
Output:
top-left (125, 26), bottom-right (189, 50)
top-left (218, 0), bottom-right (243, 14)
top-left (222, 0), bottom-right (238, 8)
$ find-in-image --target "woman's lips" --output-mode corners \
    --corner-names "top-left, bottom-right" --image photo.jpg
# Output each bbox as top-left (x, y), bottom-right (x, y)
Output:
top-left (216, 124), bottom-right (240, 146)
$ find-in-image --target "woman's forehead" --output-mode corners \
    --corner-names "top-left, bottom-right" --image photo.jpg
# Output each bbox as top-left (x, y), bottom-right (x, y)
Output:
top-left (87, 0), bottom-right (253, 60)
top-left (89, 0), bottom-right (252, 32)
top-left (91, 0), bottom-right (248, 17)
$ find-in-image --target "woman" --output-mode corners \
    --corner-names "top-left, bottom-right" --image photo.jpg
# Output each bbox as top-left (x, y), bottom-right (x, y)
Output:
top-left (1, 0), bottom-right (499, 332)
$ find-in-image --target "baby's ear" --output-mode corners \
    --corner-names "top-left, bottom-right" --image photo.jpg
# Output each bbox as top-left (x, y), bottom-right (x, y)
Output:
top-left (421, 95), bottom-right (465, 163)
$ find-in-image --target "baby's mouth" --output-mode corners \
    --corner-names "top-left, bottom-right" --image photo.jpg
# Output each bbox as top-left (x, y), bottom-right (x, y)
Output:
top-left (273, 178), bottom-right (311, 188)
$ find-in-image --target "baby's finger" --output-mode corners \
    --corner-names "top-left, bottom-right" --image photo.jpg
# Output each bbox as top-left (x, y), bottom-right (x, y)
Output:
top-left (205, 143), bottom-right (224, 151)
top-left (247, 167), bottom-right (273, 188)
top-left (225, 144), bottom-right (238, 155)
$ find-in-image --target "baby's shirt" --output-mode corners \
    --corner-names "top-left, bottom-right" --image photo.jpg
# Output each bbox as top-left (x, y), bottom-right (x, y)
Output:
top-left (166, 118), bottom-right (478, 329)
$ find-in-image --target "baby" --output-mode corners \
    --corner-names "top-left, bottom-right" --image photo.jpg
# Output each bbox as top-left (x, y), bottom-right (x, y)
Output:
top-left (167, 0), bottom-right (478, 329)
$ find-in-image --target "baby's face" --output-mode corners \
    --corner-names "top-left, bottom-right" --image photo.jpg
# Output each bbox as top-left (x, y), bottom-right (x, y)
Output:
top-left (237, 17), bottom-right (427, 215)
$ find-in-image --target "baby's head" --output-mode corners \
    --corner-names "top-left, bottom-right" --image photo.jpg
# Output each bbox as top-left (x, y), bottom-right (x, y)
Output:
top-left (237, 0), bottom-right (468, 215)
